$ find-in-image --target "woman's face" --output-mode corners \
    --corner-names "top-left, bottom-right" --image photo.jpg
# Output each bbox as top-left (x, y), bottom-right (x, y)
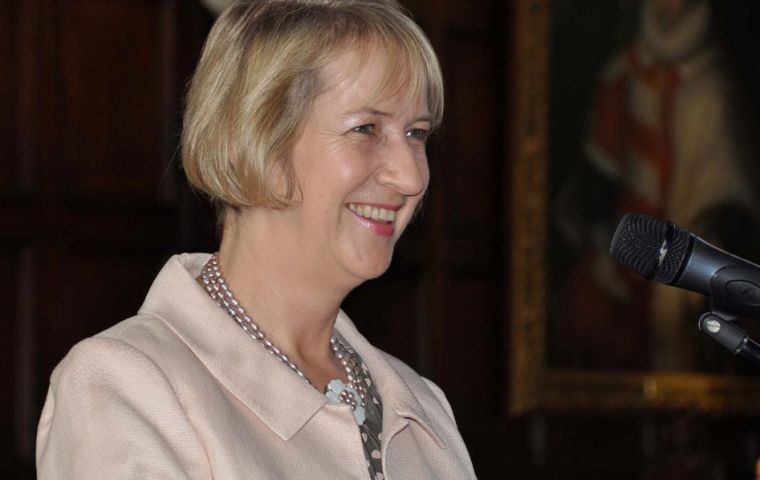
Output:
top-left (281, 46), bottom-right (431, 286)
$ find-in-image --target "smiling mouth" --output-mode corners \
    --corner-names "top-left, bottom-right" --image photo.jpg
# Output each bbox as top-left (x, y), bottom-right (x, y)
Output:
top-left (346, 203), bottom-right (397, 223)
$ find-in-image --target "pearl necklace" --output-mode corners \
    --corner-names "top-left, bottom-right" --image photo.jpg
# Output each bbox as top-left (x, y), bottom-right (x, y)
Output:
top-left (200, 253), bottom-right (369, 424)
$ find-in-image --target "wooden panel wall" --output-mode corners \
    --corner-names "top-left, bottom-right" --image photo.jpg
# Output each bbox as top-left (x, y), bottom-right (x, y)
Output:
top-left (0, 250), bottom-right (20, 476)
top-left (0, 1), bottom-right (16, 188)
top-left (59, 1), bottom-right (173, 198)
top-left (1, 1), bottom-right (212, 477)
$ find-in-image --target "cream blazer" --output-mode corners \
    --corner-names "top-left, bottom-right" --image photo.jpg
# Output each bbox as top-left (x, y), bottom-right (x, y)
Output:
top-left (36, 253), bottom-right (476, 479)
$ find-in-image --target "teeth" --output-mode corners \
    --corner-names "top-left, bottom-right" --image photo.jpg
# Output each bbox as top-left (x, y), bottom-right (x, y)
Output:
top-left (348, 203), bottom-right (397, 222)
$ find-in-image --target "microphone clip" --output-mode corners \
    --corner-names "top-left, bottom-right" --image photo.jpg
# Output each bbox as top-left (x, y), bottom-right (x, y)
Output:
top-left (698, 311), bottom-right (760, 367)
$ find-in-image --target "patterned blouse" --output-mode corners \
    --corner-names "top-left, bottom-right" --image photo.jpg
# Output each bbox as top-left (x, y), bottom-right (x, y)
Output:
top-left (328, 333), bottom-right (385, 480)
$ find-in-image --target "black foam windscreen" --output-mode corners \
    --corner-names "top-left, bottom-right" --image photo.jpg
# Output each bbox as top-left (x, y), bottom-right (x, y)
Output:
top-left (609, 213), bottom-right (691, 284)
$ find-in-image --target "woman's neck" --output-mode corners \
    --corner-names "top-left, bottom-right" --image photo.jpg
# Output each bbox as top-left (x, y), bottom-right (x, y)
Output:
top-left (216, 210), bottom-right (351, 367)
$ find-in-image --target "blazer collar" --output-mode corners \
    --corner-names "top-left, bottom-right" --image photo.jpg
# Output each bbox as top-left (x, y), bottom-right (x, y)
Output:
top-left (138, 253), bottom-right (328, 441)
top-left (139, 253), bottom-right (445, 448)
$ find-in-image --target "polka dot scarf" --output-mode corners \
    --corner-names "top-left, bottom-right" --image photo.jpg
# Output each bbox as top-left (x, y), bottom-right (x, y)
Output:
top-left (332, 333), bottom-right (384, 479)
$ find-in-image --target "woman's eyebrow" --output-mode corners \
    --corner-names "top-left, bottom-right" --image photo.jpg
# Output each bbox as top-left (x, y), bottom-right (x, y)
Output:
top-left (344, 107), bottom-right (392, 117)
top-left (344, 107), bottom-right (432, 123)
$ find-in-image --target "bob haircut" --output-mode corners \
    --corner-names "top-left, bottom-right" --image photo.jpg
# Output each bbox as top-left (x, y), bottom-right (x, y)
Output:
top-left (181, 0), bottom-right (444, 211)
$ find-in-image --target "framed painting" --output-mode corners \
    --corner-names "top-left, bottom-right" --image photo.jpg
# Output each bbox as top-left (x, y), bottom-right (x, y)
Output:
top-left (509, 0), bottom-right (760, 415)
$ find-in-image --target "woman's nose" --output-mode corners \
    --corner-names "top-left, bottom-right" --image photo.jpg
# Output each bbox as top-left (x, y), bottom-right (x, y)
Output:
top-left (374, 138), bottom-right (429, 197)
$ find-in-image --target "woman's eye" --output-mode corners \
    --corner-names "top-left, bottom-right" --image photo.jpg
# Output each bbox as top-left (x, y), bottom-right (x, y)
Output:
top-left (351, 124), bottom-right (375, 135)
top-left (406, 128), bottom-right (430, 142)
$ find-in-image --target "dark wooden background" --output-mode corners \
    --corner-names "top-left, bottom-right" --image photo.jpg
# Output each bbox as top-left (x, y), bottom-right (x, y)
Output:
top-left (3, 0), bottom-right (760, 478)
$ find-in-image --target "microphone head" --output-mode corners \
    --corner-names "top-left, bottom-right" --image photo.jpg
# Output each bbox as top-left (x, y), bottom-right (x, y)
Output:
top-left (609, 213), bottom-right (691, 284)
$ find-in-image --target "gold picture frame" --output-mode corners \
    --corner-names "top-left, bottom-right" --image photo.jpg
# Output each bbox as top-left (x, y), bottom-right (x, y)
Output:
top-left (508, 0), bottom-right (760, 415)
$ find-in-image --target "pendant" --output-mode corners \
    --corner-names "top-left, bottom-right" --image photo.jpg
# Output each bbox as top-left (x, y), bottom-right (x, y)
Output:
top-left (325, 379), bottom-right (366, 426)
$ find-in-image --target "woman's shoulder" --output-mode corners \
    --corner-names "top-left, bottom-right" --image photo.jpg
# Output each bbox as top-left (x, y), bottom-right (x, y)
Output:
top-left (40, 310), bottom-right (202, 429)
top-left (48, 313), bottom-right (186, 392)
top-left (37, 321), bottom-right (211, 479)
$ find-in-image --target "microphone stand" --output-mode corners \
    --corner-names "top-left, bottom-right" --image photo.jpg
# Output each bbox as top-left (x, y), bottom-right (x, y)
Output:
top-left (698, 311), bottom-right (760, 367)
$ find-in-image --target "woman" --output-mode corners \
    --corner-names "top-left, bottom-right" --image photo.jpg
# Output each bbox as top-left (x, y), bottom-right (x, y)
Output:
top-left (36, 0), bottom-right (475, 478)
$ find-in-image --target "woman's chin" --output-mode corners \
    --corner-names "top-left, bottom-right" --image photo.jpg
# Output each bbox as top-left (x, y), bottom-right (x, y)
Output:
top-left (342, 252), bottom-right (394, 284)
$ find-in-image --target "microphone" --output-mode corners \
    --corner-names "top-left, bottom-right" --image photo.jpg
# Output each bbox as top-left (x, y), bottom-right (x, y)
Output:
top-left (609, 212), bottom-right (760, 318)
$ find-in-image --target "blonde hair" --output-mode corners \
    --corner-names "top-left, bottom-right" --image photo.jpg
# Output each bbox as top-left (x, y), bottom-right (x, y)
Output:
top-left (181, 0), bottom-right (444, 210)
